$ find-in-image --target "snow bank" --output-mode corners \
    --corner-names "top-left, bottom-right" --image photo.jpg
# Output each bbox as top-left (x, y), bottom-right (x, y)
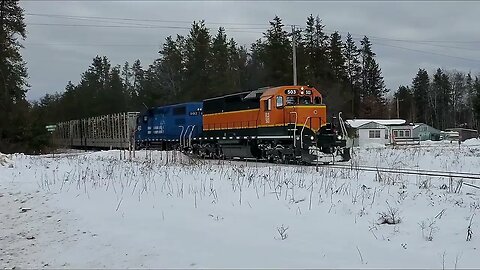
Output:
top-left (462, 138), bottom-right (480, 145)
top-left (362, 142), bottom-right (386, 149)
top-left (0, 152), bottom-right (11, 166)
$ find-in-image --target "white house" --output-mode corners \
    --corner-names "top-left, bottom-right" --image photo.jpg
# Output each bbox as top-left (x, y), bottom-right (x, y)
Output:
top-left (346, 119), bottom-right (407, 147)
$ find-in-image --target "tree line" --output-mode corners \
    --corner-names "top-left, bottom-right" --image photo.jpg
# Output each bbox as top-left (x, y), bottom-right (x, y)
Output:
top-left (392, 69), bottom-right (480, 131)
top-left (1, 0), bottom-right (479, 153)
top-left (35, 15), bottom-right (387, 125)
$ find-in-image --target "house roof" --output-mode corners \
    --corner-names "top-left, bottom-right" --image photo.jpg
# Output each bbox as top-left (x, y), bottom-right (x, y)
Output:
top-left (346, 119), bottom-right (406, 128)
top-left (412, 123), bottom-right (441, 132)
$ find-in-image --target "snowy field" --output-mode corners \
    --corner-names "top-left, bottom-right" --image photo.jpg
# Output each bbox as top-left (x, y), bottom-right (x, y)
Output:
top-left (1, 141), bottom-right (480, 269)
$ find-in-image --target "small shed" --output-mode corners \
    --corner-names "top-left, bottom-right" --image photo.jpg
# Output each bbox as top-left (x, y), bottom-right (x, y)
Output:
top-left (446, 128), bottom-right (479, 142)
top-left (412, 123), bottom-right (441, 141)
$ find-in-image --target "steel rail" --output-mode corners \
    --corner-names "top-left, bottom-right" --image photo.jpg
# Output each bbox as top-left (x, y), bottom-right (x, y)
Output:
top-left (326, 164), bottom-right (480, 181)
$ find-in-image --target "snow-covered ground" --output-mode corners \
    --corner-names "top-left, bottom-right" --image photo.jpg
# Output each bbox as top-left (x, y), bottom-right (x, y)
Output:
top-left (1, 141), bottom-right (480, 268)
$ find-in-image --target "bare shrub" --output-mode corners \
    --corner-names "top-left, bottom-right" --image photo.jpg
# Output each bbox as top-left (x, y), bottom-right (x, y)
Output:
top-left (466, 214), bottom-right (474, 241)
top-left (419, 218), bottom-right (437, 241)
top-left (275, 224), bottom-right (289, 240)
top-left (378, 201), bottom-right (401, 225)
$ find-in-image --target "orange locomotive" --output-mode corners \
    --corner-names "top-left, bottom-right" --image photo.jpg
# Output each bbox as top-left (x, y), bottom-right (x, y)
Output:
top-left (194, 85), bottom-right (350, 163)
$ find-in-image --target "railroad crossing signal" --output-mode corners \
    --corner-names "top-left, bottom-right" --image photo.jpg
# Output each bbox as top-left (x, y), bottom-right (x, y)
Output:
top-left (45, 125), bottom-right (57, 133)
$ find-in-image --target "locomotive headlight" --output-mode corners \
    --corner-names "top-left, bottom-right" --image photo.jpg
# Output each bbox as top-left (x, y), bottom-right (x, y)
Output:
top-left (337, 135), bottom-right (342, 140)
top-left (310, 135), bottom-right (314, 140)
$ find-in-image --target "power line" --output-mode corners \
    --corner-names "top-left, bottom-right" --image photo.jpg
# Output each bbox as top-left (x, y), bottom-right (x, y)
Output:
top-left (374, 42), bottom-right (480, 63)
top-left (25, 13), bottom-right (270, 26)
top-left (27, 12), bottom-right (480, 45)
top-left (27, 23), bottom-right (266, 34)
top-left (24, 13), bottom-right (480, 65)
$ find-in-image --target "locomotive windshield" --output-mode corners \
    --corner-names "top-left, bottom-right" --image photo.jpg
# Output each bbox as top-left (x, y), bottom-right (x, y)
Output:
top-left (285, 96), bottom-right (313, 105)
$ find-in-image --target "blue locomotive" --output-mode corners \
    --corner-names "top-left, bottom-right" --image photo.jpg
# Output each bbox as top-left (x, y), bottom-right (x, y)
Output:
top-left (136, 102), bottom-right (203, 149)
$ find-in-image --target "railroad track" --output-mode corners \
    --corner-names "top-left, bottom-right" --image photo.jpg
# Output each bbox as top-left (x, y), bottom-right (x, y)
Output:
top-left (325, 164), bottom-right (480, 189)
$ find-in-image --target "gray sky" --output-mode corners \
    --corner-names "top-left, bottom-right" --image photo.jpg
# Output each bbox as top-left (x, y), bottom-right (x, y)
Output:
top-left (21, 1), bottom-right (480, 101)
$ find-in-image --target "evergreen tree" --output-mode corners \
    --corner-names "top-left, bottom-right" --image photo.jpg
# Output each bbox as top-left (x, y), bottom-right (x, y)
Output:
top-left (303, 15), bottom-right (330, 86)
top-left (359, 36), bottom-right (386, 117)
top-left (0, 0), bottom-right (29, 152)
top-left (343, 33), bottom-right (361, 116)
top-left (158, 35), bottom-right (185, 103)
top-left (328, 31), bottom-right (345, 81)
top-left (121, 62), bottom-right (133, 101)
top-left (430, 68), bottom-right (452, 130)
top-left (465, 72), bottom-right (476, 128)
top-left (394, 85), bottom-right (414, 121)
top-left (131, 59), bottom-right (144, 106)
top-left (411, 69), bottom-right (430, 124)
top-left (209, 27), bottom-right (230, 96)
top-left (245, 38), bottom-right (267, 88)
top-left (449, 71), bottom-right (466, 127)
top-left (227, 38), bottom-right (247, 92)
top-left (473, 76), bottom-right (480, 128)
top-left (262, 16), bottom-right (292, 85)
top-left (184, 20), bottom-right (211, 100)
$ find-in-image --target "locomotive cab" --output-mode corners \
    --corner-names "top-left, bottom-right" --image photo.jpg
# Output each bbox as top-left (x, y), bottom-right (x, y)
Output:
top-left (258, 86), bottom-right (327, 144)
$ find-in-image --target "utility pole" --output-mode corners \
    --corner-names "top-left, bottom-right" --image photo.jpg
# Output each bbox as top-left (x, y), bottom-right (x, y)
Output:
top-left (396, 98), bottom-right (404, 119)
top-left (292, 25), bottom-right (297, 86)
top-left (396, 98), bottom-right (399, 118)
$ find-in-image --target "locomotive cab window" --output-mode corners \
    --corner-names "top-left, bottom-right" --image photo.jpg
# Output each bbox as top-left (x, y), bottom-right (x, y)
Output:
top-left (314, 96), bottom-right (322, 104)
top-left (264, 98), bottom-right (272, 111)
top-left (286, 96), bottom-right (298, 105)
top-left (276, 96), bottom-right (284, 108)
top-left (300, 96), bottom-right (312, 105)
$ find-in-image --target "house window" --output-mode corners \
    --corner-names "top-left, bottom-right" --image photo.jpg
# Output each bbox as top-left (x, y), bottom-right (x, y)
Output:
top-left (399, 130), bottom-right (404, 137)
top-left (369, 130), bottom-right (380, 138)
top-left (393, 130), bottom-right (398, 138)
top-left (405, 130), bottom-right (411, 137)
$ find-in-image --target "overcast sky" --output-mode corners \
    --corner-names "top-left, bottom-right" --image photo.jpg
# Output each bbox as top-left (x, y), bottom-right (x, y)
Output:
top-left (20, 1), bottom-right (480, 101)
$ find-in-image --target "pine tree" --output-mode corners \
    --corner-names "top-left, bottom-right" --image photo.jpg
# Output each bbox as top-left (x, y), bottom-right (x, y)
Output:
top-left (184, 20), bottom-right (211, 100)
top-left (473, 76), bottom-right (480, 128)
top-left (343, 33), bottom-right (361, 117)
top-left (465, 72), bottom-right (476, 128)
top-left (262, 16), bottom-right (292, 85)
top-left (359, 36), bottom-right (386, 117)
top-left (450, 71), bottom-right (466, 127)
top-left (412, 69), bottom-right (430, 124)
top-left (158, 35), bottom-right (185, 102)
top-left (0, 0), bottom-right (29, 152)
top-left (131, 59), bottom-right (144, 101)
top-left (328, 31), bottom-right (345, 81)
top-left (431, 68), bottom-right (452, 130)
top-left (394, 85), bottom-right (414, 121)
top-left (209, 27), bottom-right (230, 96)
top-left (246, 38), bottom-right (267, 88)
top-left (226, 38), bottom-right (247, 92)
top-left (303, 15), bottom-right (330, 87)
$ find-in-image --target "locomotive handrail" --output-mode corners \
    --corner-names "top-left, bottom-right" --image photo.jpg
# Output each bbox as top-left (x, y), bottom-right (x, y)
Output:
top-left (300, 116), bottom-right (311, 147)
top-left (183, 125), bottom-right (192, 148)
top-left (338, 112), bottom-right (347, 139)
top-left (188, 125), bottom-right (196, 147)
top-left (178, 126), bottom-right (184, 147)
top-left (289, 112), bottom-right (298, 147)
